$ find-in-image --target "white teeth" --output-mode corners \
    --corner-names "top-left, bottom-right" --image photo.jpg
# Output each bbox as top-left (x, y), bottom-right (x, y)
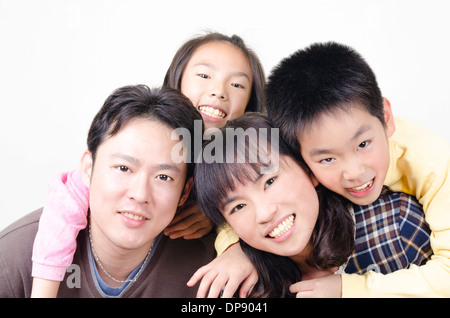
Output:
top-left (351, 179), bottom-right (374, 192)
top-left (268, 215), bottom-right (295, 239)
top-left (122, 212), bottom-right (146, 221)
top-left (198, 106), bottom-right (226, 119)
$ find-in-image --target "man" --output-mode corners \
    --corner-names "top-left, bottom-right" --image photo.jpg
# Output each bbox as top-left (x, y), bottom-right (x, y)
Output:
top-left (0, 85), bottom-right (216, 297)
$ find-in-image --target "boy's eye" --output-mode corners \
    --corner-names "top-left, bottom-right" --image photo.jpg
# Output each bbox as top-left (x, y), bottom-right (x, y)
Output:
top-left (264, 177), bottom-right (276, 189)
top-left (358, 141), bottom-right (369, 150)
top-left (231, 203), bottom-right (246, 214)
top-left (319, 158), bottom-right (335, 164)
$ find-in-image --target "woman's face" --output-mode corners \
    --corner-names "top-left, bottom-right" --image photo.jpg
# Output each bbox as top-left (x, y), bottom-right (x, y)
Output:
top-left (221, 155), bottom-right (320, 258)
top-left (180, 41), bottom-right (253, 129)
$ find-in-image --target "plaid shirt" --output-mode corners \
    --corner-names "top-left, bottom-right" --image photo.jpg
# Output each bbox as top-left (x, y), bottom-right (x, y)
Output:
top-left (344, 191), bottom-right (432, 275)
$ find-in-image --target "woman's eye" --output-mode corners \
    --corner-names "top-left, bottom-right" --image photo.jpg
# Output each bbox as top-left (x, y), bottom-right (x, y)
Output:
top-left (264, 177), bottom-right (275, 189)
top-left (231, 203), bottom-right (246, 214)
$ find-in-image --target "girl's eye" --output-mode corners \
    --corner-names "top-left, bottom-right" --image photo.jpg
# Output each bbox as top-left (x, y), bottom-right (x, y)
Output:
top-left (118, 166), bottom-right (130, 173)
top-left (358, 141), bottom-right (369, 150)
top-left (231, 203), bottom-right (246, 214)
top-left (198, 74), bottom-right (209, 79)
top-left (264, 177), bottom-right (276, 189)
top-left (157, 174), bottom-right (172, 182)
top-left (231, 83), bottom-right (244, 89)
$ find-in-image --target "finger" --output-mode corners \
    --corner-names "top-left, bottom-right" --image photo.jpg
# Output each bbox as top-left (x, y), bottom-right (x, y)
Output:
top-left (219, 277), bottom-right (242, 298)
top-left (207, 274), bottom-right (230, 298)
top-left (238, 272), bottom-right (258, 298)
top-left (186, 265), bottom-right (209, 287)
top-left (196, 271), bottom-right (219, 298)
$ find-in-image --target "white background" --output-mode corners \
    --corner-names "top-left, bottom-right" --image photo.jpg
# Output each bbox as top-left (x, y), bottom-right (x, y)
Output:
top-left (1, 0), bottom-right (449, 230)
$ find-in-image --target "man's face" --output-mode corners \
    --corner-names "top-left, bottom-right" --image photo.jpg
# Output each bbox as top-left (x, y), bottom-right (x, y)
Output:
top-left (82, 117), bottom-right (191, 252)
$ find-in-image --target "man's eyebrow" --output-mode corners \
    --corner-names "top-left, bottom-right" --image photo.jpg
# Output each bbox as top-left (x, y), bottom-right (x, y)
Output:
top-left (309, 124), bottom-right (372, 157)
top-left (111, 153), bottom-right (181, 172)
top-left (111, 153), bottom-right (140, 164)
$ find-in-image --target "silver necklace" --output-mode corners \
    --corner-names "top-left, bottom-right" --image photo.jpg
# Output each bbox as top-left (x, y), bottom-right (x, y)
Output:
top-left (88, 224), bottom-right (152, 284)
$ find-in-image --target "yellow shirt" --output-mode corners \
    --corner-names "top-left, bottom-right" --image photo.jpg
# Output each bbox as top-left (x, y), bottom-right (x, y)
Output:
top-left (342, 117), bottom-right (450, 297)
top-left (216, 117), bottom-right (450, 297)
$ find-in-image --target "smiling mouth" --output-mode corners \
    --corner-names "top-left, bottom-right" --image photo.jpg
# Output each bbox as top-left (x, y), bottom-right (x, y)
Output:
top-left (120, 212), bottom-right (148, 221)
top-left (198, 106), bottom-right (227, 119)
top-left (347, 178), bottom-right (374, 193)
top-left (267, 214), bottom-right (295, 239)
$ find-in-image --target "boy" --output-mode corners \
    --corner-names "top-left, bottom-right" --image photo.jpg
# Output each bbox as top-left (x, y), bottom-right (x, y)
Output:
top-left (265, 42), bottom-right (450, 297)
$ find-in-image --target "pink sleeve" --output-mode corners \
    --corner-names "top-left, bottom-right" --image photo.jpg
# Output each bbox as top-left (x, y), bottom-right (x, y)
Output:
top-left (32, 169), bottom-right (89, 281)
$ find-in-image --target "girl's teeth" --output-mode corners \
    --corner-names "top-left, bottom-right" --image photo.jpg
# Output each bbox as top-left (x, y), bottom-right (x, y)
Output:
top-left (268, 215), bottom-right (295, 238)
top-left (122, 212), bottom-right (145, 221)
top-left (199, 106), bottom-right (226, 119)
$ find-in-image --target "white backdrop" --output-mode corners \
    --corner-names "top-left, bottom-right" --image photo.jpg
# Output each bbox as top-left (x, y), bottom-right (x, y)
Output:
top-left (1, 0), bottom-right (449, 230)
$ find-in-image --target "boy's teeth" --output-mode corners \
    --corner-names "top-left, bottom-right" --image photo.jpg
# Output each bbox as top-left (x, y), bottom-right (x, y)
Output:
top-left (351, 179), bottom-right (374, 192)
top-left (122, 212), bottom-right (145, 221)
top-left (199, 106), bottom-right (226, 119)
top-left (268, 215), bottom-right (295, 238)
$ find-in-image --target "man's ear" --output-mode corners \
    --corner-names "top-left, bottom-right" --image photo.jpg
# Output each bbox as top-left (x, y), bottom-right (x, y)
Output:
top-left (179, 177), bottom-right (194, 206)
top-left (383, 97), bottom-right (396, 138)
top-left (80, 150), bottom-right (93, 189)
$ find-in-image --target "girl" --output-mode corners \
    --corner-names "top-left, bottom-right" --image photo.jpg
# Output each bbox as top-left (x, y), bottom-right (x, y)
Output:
top-left (193, 113), bottom-right (432, 297)
top-left (31, 32), bottom-right (265, 297)
top-left (194, 113), bottom-right (354, 297)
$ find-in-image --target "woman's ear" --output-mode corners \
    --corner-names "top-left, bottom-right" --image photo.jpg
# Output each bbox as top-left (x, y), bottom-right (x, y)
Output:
top-left (80, 150), bottom-right (93, 189)
top-left (383, 97), bottom-right (396, 138)
top-left (179, 177), bottom-right (194, 206)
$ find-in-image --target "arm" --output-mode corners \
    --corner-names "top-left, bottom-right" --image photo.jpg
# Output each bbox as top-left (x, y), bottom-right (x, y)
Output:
top-left (31, 169), bottom-right (89, 297)
top-left (164, 199), bottom-right (214, 239)
top-left (352, 119), bottom-right (450, 297)
top-left (187, 242), bottom-right (258, 298)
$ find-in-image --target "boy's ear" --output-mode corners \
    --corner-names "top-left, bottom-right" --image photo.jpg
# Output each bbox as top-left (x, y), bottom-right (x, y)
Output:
top-left (310, 173), bottom-right (320, 187)
top-left (80, 150), bottom-right (93, 189)
top-left (179, 177), bottom-right (193, 206)
top-left (383, 97), bottom-right (396, 137)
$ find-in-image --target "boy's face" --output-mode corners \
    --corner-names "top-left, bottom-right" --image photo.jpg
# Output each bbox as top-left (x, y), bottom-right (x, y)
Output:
top-left (298, 100), bottom-right (395, 206)
top-left (81, 117), bottom-right (191, 253)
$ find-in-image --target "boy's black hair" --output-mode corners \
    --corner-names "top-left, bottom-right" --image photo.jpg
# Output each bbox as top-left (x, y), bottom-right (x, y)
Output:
top-left (266, 41), bottom-right (384, 153)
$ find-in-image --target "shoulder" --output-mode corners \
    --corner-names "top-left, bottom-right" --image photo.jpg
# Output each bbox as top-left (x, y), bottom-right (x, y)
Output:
top-left (0, 208), bottom-right (42, 297)
top-left (0, 208), bottom-right (42, 241)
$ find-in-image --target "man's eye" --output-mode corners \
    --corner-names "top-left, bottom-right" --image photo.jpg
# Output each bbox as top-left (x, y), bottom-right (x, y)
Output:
top-left (157, 174), bottom-right (172, 181)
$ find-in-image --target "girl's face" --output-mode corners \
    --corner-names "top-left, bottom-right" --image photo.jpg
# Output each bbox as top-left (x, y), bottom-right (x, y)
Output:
top-left (221, 155), bottom-right (320, 259)
top-left (180, 41), bottom-right (253, 129)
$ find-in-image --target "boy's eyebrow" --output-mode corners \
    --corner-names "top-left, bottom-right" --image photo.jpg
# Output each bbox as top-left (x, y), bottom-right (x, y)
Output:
top-left (308, 124), bottom-right (372, 157)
